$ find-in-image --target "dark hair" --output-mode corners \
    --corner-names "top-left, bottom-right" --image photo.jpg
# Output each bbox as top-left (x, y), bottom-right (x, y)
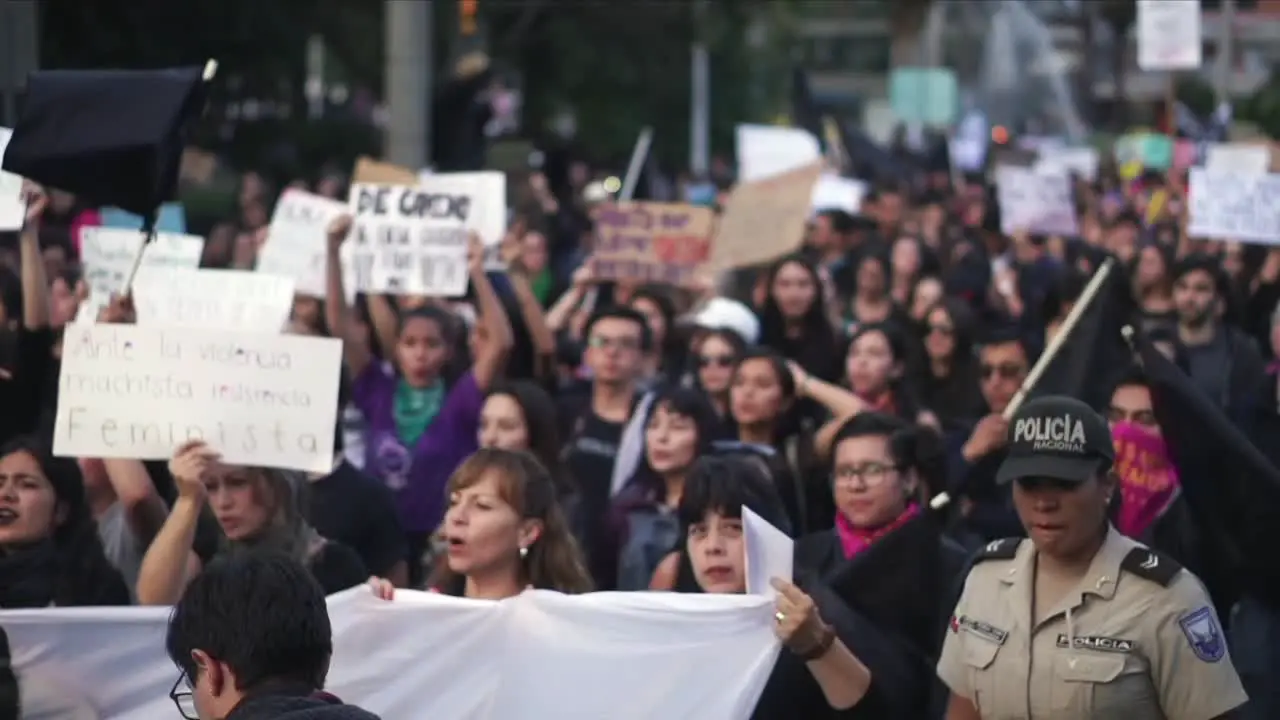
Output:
top-left (428, 448), bottom-right (593, 594)
top-left (830, 412), bottom-right (946, 499)
top-left (922, 296), bottom-right (978, 363)
top-left (695, 327), bottom-right (747, 364)
top-left (847, 321), bottom-right (922, 419)
top-left (1110, 364), bottom-right (1150, 394)
top-left (759, 254), bottom-right (838, 354)
top-left (629, 285), bottom-right (678, 350)
top-left (583, 305), bottom-right (653, 352)
top-left (483, 381), bottom-right (573, 497)
top-left (1042, 267), bottom-right (1089, 323)
top-left (0, 436), bottom-right (129, 607)
top-left (978, 323), bottom-right (1030, 361)
top-left (1171, 253), bottom-right (1225, 296)
top-left (396, 305), bottom-right (465, 385)
top-left (165, 552), bottom-right (332, 690)
top-left (817, 209), bottom-right (856, 235)
top-left (624, 386), bottom-right (721, 499)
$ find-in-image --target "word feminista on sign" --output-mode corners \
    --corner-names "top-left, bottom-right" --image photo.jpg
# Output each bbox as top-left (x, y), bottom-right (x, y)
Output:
top-left (53, 325), bottom-right (342, 473)
top-left (347, 183), bottom-right (470, 297)
top-left (590, 202), bottom-right (716, 285)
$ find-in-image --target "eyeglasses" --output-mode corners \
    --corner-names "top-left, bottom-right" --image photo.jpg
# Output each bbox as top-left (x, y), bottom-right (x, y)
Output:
top-left (980, 362), bottom-right (1024, 380)
top-left (698, 354), bottom-right (735, 369)
top-left (171, 672), bottom-right (198, 720)
top-left (588, 335), bottom-right (640, 352)
top-left (832, 462), bottom-right (901, 488)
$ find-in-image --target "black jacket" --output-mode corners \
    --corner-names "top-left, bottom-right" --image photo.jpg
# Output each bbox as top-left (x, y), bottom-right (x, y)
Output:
top-left (226, 687), bottom-right (381, 720)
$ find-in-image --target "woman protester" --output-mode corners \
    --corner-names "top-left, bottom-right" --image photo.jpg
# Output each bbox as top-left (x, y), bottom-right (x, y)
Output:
top-left (136, 441), bottom-right (367, 605)
top-left (938, 396), bottom-right (1247, 719)
top-left (369, 448), bottom-right (591, 599)
top-left (659, 454), bottom-right (923, 718)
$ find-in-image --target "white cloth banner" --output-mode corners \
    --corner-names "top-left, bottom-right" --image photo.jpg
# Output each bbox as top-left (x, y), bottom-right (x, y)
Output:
top-left (4, 589), bottom-right (779, 720)
top-left (415, 171), bottom-right (508, 269)
top-left (258, 189), bottom-right (356, 299)
top-left (1188, 168), bottom-right (1280, 244)
top-left (132, 267), bottom-right (296, 334)
top-left (77, 228), bottom-right (205, 324)
top-left (0, 127), bottom-right (24, 230)
top-left (995, 165), bottom-right (1079, 237)
top-left (347, 184), bottom-right (470, 297)
top-left (52, 324), bottom-right (341, 472)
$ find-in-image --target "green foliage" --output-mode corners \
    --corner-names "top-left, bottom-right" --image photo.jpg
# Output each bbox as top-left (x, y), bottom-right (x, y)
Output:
top-left (1175, 76), bottom-right (1217, 118)
top-left (1239, 71), bottom-right (1280, 139)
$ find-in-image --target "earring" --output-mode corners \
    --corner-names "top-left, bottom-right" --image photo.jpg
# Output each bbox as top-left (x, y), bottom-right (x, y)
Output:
top-left (519, 546), bottom-right (528, 559)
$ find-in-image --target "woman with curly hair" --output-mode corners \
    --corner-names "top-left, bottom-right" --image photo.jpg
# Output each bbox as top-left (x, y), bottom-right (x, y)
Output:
top-left (0, 435), bottom-right (129, 607)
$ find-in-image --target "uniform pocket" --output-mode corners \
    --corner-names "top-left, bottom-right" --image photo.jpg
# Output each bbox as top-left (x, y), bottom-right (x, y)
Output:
top-left (964, 639), bottom-right (1004, 714)
top-left (963, 639), bottom-right (1001, 670)
top-left (1054, 653), bottom-right (1150, 716)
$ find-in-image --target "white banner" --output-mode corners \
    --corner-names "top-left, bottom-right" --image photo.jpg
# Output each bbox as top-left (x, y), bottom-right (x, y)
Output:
top-left (1205, 143), bottom-right (1271, 178)
top-left (132, 267), bottom-right (296, 335)
top-left (347, 184), bottom-right (469, 297)
top-left (1137, 0), bottom-right (1203, 71)
top-left (259, 189), bottom-right (356, 299)
top-left (52, 325), bottom-right (341, 472)
top-left (1034, 147), bottom-right (1100, 181)
top-left (4, 589), bottom-right (778, 720)
top-left (416, 171), bottom-right (508, 269)
top-left (79, 228), bottom-right (205, 297)
top-left (995, 165), bottom-right (1079, 237)
top-left (1188, 168), bottom-right (1280, 244)
top-left (0, 127), bottom-right (23, 230)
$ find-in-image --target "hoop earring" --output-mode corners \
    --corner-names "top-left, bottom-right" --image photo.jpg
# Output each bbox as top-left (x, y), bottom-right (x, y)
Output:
top-left (519, 546), bottom-right (528, 559)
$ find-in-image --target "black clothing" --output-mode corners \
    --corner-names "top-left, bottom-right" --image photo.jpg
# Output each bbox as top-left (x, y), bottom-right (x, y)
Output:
top-left (0, 328), bottom-right (55, 446)
top-left (309, 462), bottom-right (407, 578)
top-left (308, 541), bottom-right (369, 596)
top-left (226, 685), bottom-right (380, 720)
top-left (0, 538), bottom-right (130, 609)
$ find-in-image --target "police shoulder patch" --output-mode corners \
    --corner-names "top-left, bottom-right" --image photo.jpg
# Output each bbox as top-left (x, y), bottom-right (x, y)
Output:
top-left (1179, 606), bottom-right (1226, 663)
top-left (1120, 547), bottom-right (1181, 587)
top-left (973, 538), bottom-right (1022, 564)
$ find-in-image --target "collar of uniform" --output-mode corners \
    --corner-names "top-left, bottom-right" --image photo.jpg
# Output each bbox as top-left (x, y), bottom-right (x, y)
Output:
top-left (997, 524), bottom-right (1127, 598)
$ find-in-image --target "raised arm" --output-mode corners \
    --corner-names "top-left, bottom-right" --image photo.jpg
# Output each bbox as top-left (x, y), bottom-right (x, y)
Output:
top-left (18, 187), bottom-right (49, 329)
top-left (468, 234), bottom-right (514, 390)
top-left (135, 441), bottom-right (216, 605)
top-left (322, 214), bottom-right (375, 378)
top-left (501, 235), bottom-right (556, 367)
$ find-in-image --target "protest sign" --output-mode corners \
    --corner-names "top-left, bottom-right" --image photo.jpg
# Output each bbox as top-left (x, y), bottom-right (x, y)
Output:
top-left (52, 325), bottom-right (341, 473)
top-left (1187, 168), bottom-right (1280, 244)
top-left (259, 189), bottom-right (355, 298)
top-left (417, 171), bottom-right (507, 268)
top-left (353, 156), bottom-right (418, 185)
top-left (735, 124), bottom-right (821, 183)
top-left (347, 183), bottom-right (470, 297)
top-left (811, 175), bottom-right (866, 214)
top-left (77, 227), bottom-right (205, 320)
top-left (995, 165), bottom-right (1079, 237)
top-left (589, 203), bottom-right (715, 285)
top-left (712, 162), bottom-right (823, 270)
top-left (1137, 0), bottom-right (1203, 71)
top-left (1205, 143), bottom-right (1272, 177)
top-left (1034, 147), bottom-right (1100, 181)
top-left (3, 585), bottom-right (778, 719)
top-left (0, 127), bottom-right (23, 230)
top-left (131, 267), bottom-right (296, 334)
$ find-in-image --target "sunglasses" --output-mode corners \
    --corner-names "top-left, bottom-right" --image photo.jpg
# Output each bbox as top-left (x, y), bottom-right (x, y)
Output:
top-left (980, 362), bottom-right (1024, 380)
top-left (698, 354), bottom-right (736, 369)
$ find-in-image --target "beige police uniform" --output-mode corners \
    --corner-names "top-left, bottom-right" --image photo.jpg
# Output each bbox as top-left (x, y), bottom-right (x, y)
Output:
top-left (937, 526), bottom-right (1247, 719)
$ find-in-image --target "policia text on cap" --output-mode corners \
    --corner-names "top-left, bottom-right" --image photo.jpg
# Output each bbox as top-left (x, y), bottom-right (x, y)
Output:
top-left (937, 396), bottom-right (1247, 719)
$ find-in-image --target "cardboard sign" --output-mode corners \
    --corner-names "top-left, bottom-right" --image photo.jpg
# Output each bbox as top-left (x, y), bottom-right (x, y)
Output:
top-left (353, 156), bottom-right (418, 186)
top-left (53, 325), bottom-right (342, 473)
top-left (1188, 168), bottom-right (1280, 244)
top-left (347, 183), bottom-right (469, 296)
top-left (589, 203), bottom-right (715, 285)
top-left (711, 162), bottom-right (823, 270)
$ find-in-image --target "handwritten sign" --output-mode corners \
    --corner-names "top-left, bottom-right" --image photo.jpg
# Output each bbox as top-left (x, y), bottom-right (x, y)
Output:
top-left (417, 171), bottom-right (507, 269)
top-left (995, 166), bottom-right (1079, 236)
top-left (589, 203), bottom-right (715, 285)
top-left (1187, 168), bottom-right (1280, 244)
top-left (347, 183), bottom-right (469, 297)
top-left (712, 162), bottom-right (823, 270)
top-left (0, 127), bottom-right (23, 230)
top-left (1137, 0), bottom-right (1203, 71)
top-left (1205, 143), bottom-right (1271, 177)
top-left (132, 267), bottom-right (296, 334)
top-left (79, 228), bottom-right (205, 297)
top-left (1034, 147), bottom-right (1100, 181)
top-left (259, 189), bottom-right (356, 299)
top-left (53, 325), bottom-right (341, 473)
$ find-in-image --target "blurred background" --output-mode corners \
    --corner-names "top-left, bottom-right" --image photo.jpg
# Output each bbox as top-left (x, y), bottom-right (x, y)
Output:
top-left (3, 0), bottom-right (1280, 188)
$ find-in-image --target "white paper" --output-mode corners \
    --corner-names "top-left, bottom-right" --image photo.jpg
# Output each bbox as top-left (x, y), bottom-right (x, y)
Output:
top-left (132, 267), bottom-right (296, 334)
top-left (1035, 147), bottom-right (1100, 181)
top-left (743, 507), bottom-right (794, 600)
top-left (78, 227), bottom-right (205, 299)
top-left (416, 170), bottom-right (508, 269)
top-left (735, 124), bottom-right (822, 183)
top-left (1205, 143), bottom-right (1271, 177)
top-left (995, 165), bottom-right (1080, 237)
top-left (1137, 0), bottom-right (1203, 71)
top-left (0, 126), bottom-right (26, 230)
top-left (810, 175), bottom-right (867, 215)
top-left (1188, 168), bottom-right (1280, 244)
top-left (5, 588), bottom-right (780, 719)
top-left (347, 183), bottom-right (470, 297)
top-left (52, 324), bottom-right (342, 472)
top-left (259, 189), bottom-right (356, 299)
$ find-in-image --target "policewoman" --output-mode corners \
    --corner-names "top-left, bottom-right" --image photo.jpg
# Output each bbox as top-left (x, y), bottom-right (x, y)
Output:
top-left (937, 395), bottom-right (1247, 719)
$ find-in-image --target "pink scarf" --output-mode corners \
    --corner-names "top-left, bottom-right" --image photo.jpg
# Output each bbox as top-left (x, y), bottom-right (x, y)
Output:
top-left (835, 503), bottom-right (920, 559)
top-left (1113, 421), bottom-right (1180, 539)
